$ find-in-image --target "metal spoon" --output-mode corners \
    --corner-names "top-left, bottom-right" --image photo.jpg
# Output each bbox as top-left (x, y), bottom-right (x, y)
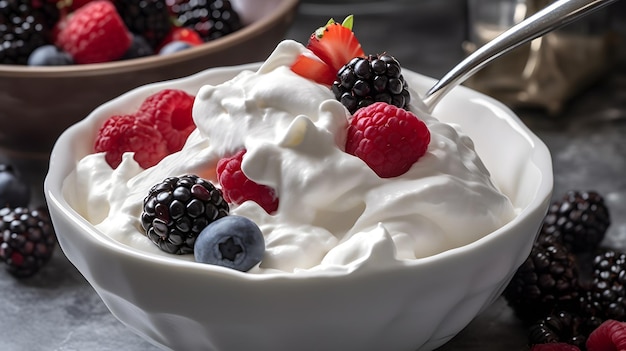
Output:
top-left (421, 0), bottom-right (619, 113)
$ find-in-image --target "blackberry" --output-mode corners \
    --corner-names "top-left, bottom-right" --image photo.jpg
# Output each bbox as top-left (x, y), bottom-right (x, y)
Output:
top-left (0, 0), bottom-right (56, 64)
top-left (30, 0), bottom-right (60, 31)
top-left (166, 0), bottom-right (243, 41)
top-left (527, 311), bottom-right (587, 350)
top-left (114, 0), bottom-right (172, 49)
top-left (122, 34), bottom-right (155, 60)
top-left (141, 174), bottom-right (229, 255)
top-left (0, 206), bottom-right (56, 278)
top-left (578, 249), bottom-right (626, 323)
top-left (503, 240), bottom-right (580, 324)
top-left (332, 53), bottom-right (411, 114)
top-left (538, 191), bottom-right (610, 253)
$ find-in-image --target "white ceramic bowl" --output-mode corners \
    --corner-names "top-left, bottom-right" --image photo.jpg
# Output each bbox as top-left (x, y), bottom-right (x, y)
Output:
top-left (44, 63), bottom-right (553, 351)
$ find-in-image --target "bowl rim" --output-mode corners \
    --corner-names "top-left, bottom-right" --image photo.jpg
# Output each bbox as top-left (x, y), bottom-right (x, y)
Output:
top-left (44, 63), bottom-right (553, 281)
top-left (0, 0), bottom-right (299, 78)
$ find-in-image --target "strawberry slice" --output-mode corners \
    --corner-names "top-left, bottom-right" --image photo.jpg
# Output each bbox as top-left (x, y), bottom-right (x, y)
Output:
top-left (307, 15), bottom-right (364, 73)
top-left (290, 15), bottom-right (364, 86)
top-left (290, 53), bottom-right (337, 86)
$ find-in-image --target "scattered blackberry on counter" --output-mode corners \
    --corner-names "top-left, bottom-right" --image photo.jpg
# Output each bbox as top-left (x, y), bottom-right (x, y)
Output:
top-left (577, 249), bottom-right (626, 324)
top-left (505, 190), bottom-right (625, 349)
top-left (141, 174), bottom-right (229, 254)
top-left (0, 206), bottom-right (56, 278)
top-left (166, 0), bottom-right (243, 41)
top-left (114, 0), bottom-right (172, 49)
top-left (538, 191), bottom-right (610, 253)
top-left (528, 311), bottom-right (587, 350)
top-left (0, 0), bottom-right (55, 64)
top-left (0, 164), bottom-right (31, 208)
top-left (503, 239), bottom-right (580, 324)
top-left (332, 54), bottom-right (410, 114)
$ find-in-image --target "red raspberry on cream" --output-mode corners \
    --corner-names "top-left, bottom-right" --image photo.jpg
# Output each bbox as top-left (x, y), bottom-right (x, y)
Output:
top-left (345, 102), bottom-right (430, 178)
top-left (94, 114), bottom-right (168, 169)
top-left (216, 149), bottom-right (279, 214)
top-left (137, 89), bottom-right (195, 153)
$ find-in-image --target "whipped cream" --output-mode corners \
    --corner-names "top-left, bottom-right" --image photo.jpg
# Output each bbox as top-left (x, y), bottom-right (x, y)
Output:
top-left (63, 40), bottom-right (517, 274)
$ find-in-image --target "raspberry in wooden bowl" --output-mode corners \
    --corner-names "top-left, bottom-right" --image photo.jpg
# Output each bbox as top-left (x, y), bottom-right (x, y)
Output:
top-left (44, 18), bottom-right (553, 351)
top-left (0, 0), bottom-right (299, 159)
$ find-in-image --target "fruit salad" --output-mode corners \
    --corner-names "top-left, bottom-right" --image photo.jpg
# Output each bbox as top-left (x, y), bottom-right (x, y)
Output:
top-left (0, 0), bottom-right (242, 65)
top-left (62, 16), bottom-right (517, 274)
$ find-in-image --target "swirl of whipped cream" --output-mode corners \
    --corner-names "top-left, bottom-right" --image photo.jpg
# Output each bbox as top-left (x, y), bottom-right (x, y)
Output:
top-left (64, 40), bottom-right (516, 274)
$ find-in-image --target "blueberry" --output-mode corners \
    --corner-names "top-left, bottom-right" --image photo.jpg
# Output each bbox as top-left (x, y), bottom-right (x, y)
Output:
top-left (158, 41), bottom-right (192, 55)
top-left (27, 45), bottom-right (73, 66)
top-left (0, 164), bottom-right (30, 208)
top-left (194, 216), bottom-right (264, 272)
top-left (121, 34), bottom-right (154, 60)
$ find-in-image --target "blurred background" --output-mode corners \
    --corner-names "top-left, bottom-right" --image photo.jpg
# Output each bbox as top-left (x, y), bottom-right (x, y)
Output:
top-left (294, 0), bottom-right (626, 114)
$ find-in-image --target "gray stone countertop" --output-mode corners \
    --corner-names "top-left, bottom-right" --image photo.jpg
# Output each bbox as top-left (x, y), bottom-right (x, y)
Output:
top-left (1, 1), bottom-right (625, 350)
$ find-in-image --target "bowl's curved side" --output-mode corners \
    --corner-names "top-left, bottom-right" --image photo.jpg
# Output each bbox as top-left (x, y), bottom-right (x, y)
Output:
top-left (44, 66), bottom-right (553, 351)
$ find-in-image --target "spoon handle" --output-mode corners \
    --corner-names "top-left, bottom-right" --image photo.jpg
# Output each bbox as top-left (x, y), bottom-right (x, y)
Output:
top-left (422, 0), bottom-right (618, 112)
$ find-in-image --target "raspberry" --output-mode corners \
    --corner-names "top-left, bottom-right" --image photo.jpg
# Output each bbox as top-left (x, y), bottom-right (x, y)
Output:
top-left (141, 174), bottom-right (229, 254)
top-left (94, 114), bottom-right (168, 169)
top-left (586, 320), bottom-right (626, 351)
top-left (216, 149), bottom-right (279, 214)
top-left (530, 343), bottom-right (581, 351)
top-left (55, 0), bottom-right (132, 64)
top-left (345, 102), bottom-right (430, 178)
top-left (0, 206), bottom-right (56, 278)
top-left (137, 89), bottom-right (195, 153)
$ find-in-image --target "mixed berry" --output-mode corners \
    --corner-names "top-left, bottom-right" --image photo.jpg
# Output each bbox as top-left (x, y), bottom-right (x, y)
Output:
top-left (503, 190), bottom-right (626, 350)
top-left (94, 14), bottom-right (433, 271)
top-left (289, 15), bottom-right (431, 178)
top-left (0, 0), bottom-right (243, 66)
